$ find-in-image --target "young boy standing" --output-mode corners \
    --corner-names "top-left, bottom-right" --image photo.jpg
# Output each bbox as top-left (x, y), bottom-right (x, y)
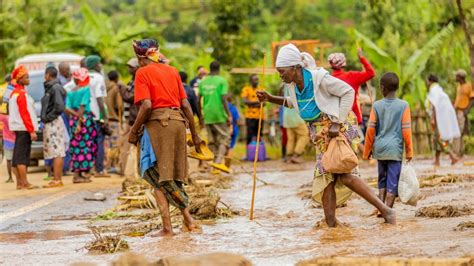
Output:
top-left (363, 72), bottom-right (413, 208)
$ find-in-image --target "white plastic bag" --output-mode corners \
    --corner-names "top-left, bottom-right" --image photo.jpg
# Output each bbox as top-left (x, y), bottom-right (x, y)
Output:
top-left (398, 163), bottom-right (420, 206)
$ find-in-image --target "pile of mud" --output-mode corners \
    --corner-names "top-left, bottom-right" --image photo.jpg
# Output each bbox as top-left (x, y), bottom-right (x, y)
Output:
top-left (455, 221), bottom-right (474, 231)
top-left (297, 256), bottom-right (473, 266)
top-left (110, 252), bottom-right (252, 266)
top-left (415, 205), bottom-right (472, 218)
top-left (419, 174), bottom-right (474, 188)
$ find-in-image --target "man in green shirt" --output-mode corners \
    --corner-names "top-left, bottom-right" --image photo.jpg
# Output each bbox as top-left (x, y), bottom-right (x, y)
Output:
top-left (198, 61), bottom-right (232, 173)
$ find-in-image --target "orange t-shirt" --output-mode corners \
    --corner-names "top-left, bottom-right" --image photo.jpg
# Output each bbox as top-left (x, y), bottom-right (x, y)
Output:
top-left (134, 63), bottom-right (187, 109)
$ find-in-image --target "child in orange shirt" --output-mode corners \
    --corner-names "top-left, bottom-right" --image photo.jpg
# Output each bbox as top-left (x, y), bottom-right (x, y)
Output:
top-left (363, 72), bottom-right (413, 208)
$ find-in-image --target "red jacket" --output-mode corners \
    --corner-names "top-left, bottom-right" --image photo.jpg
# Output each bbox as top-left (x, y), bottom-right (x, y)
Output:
top-left (8, 85), bottom-right (38, 133)
top-left (331, 56), bottom-right (375, 124)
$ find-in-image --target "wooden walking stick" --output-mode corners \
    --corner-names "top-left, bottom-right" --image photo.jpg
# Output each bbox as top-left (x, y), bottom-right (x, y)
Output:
top-left (249, 53), bottom-right (266, 221)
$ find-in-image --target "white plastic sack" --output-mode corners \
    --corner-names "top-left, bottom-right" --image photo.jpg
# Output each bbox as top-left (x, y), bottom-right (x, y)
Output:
top-left (398, 163), bottom-right (420, 206)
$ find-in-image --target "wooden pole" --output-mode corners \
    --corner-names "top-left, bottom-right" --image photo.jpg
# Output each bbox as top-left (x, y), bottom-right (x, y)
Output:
top-left (249, 53), bottom-right (265, 221)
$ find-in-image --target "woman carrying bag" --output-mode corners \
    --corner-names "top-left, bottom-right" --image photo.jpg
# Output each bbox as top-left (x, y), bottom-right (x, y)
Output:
top-left (256, 44), bottom-right (395, 227)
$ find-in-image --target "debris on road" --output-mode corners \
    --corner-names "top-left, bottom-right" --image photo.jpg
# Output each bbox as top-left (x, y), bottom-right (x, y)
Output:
top-left (85, 227), bottom-right (129, 254)
top-left (455, 221), bottom-right (474, 231)
top-left (415, 205), bottom-right (472, 218)
top-left (84, 192), bottom-right (107, 202)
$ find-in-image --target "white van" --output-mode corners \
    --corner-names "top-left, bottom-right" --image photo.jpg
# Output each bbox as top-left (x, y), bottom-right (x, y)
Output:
top-left (14, 53), bottom-right (83, 165)
top-left (15, 53), bottom-right (82, 112)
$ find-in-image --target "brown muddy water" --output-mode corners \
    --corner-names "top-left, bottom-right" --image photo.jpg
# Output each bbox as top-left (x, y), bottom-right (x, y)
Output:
top-left (0, 159), bottom-right (473, 265)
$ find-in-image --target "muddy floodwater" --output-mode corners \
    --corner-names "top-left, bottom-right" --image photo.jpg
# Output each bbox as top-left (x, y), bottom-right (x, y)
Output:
top-left (0, 159), bottom-right (473, 265)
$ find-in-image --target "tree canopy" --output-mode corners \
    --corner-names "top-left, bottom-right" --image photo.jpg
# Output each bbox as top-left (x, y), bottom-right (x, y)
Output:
top-left (1, 0), bottom-right (473, 104)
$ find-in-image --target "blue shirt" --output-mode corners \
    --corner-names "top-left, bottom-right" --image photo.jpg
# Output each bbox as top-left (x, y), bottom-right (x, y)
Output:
top-left (66, 86), bottom-right (91, 112)
top-left (372, 98), bottom-right (409, 161)
top-left (295, 69), bottom-right (320, 121)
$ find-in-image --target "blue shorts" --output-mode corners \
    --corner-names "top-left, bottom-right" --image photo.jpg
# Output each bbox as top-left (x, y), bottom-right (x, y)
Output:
top-left (377, 160), bottom-right (402, 196)
top-left (45, 159), bottom-right (53, 167)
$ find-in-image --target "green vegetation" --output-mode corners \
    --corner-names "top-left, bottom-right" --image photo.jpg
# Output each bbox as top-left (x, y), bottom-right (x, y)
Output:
top-left (0, 0), bottom-right (473, 102)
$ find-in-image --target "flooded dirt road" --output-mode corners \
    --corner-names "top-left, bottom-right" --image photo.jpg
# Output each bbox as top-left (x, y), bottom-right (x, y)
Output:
top-left (0, 158), bottom-right (473, 265)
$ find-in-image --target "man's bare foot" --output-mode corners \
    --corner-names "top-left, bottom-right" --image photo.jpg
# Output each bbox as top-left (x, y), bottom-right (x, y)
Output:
top-left (6, 179), bottom-right (13, 183)
top-left (368, 209), bottom-right (383, 218)
top-left (382, 208), bottom-right (396, 225)
top-left (290, 155), bottom-right (304, 164)
top-left (314, 218), bottom-right (349, 229)
top-left (182, 221), bottom-right (202, 233)
top-left (150, 229), bottom-right (174, 237)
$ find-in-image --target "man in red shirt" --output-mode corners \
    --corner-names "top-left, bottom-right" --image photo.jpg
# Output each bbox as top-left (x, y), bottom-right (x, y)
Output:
top-left (328, 50), bottom-right (375, 126)
top-left (129, 39), bottom-right (202, 237)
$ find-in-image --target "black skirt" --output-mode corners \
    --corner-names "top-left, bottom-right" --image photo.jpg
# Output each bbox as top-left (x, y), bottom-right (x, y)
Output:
top-left (12, 131), bottom-right (32, 167)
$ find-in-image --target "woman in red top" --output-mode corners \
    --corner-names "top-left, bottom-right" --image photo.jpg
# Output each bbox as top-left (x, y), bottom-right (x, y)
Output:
top-left (328, 49), bottom-right (375, 125)
top-left (129, 39), bottom-right (202, 237)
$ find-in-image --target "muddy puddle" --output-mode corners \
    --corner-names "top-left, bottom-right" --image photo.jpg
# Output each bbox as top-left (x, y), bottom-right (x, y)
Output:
top-left (0, 230), bottom-right (89, 244)
top-left (0, 159), bottom-right (473, 265)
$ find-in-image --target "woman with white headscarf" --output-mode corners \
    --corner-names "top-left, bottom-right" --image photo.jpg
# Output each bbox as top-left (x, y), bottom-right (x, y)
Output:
top-left (257, 44), bottom-right (395, 227)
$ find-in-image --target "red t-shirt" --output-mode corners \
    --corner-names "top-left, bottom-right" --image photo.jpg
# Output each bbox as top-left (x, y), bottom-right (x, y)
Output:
top-left (332, 56), bottom-right (375, 124)
top-left (134, 63), bottom-right (187, 109)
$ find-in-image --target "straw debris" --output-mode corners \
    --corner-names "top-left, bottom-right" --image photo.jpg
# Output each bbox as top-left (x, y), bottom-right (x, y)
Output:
top-left (85, 227), bottom-right (129, 254)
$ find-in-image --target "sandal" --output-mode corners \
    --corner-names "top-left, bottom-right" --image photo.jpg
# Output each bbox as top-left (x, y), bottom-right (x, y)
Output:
top-left (94, 172), bottom-right (111, 178)
top-left (43, 180), bottom-right (64, 188)
top-left (210, 163), bottom-right (231, 173)
top-left (25, 184), bottom-right (40, 190)
top-left (73, 177), bottom-right (92, 184)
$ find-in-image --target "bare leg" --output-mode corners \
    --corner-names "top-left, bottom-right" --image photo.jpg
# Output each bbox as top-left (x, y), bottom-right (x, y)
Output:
top-left (45, 165), bottom-right (52, 178)
top-left (358, 143), bottom-right (364, 155)
top-left (371, 188), bottom-right (387, 217)
top-left (16, 165), bottom-right (32, 188)
top-left (180, 207), bottom-right (200, 232)
top-left (434, 151), bottom-right (441, 166)
top-left (152, 189), bottom-right (174, 237)
top-left (339, 174), bottom-right (396, 225)
top-left (17, 165), bottom-right (27, 185)
top-left (53, 157), bottom-right (64, 181)
top-left (385, 192), bottom-right (396, 208)
top-left (322, 181), bottom-right (337, 227)
top-left (6, 160), bottom-right (13, 183)
top-left (215, 144), bottom-right (228, 164)
top-left (13, 166), bottom-right (23, 188)
top-left (378, 188), bottom-right (386, 203)
top-left (449, 151), bottom-right (458, 165)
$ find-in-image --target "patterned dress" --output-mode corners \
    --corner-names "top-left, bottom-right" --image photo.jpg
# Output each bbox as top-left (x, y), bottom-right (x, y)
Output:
top-left (309, 113), bottom-right (360, 207)
top-left (43, 117), bottom-right (67, 160)
top-left (69, 113), bottom-right (97, 172)
top-left (66, 86), bottom-right (97, 173)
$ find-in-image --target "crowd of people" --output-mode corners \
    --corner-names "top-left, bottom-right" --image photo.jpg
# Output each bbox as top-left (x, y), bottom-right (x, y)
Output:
top-left (0, 37), bottom-right (472, 232)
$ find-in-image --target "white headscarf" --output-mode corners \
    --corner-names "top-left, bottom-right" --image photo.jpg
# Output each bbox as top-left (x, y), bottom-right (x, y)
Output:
top-left (275, 43), bottom-right (317, 70)
top-left (328, 53), bottom-right (346, 69)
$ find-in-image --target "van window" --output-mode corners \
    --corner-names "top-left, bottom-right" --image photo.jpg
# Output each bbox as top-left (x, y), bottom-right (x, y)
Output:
top-left (27, 72), bottom-right (45, 102)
